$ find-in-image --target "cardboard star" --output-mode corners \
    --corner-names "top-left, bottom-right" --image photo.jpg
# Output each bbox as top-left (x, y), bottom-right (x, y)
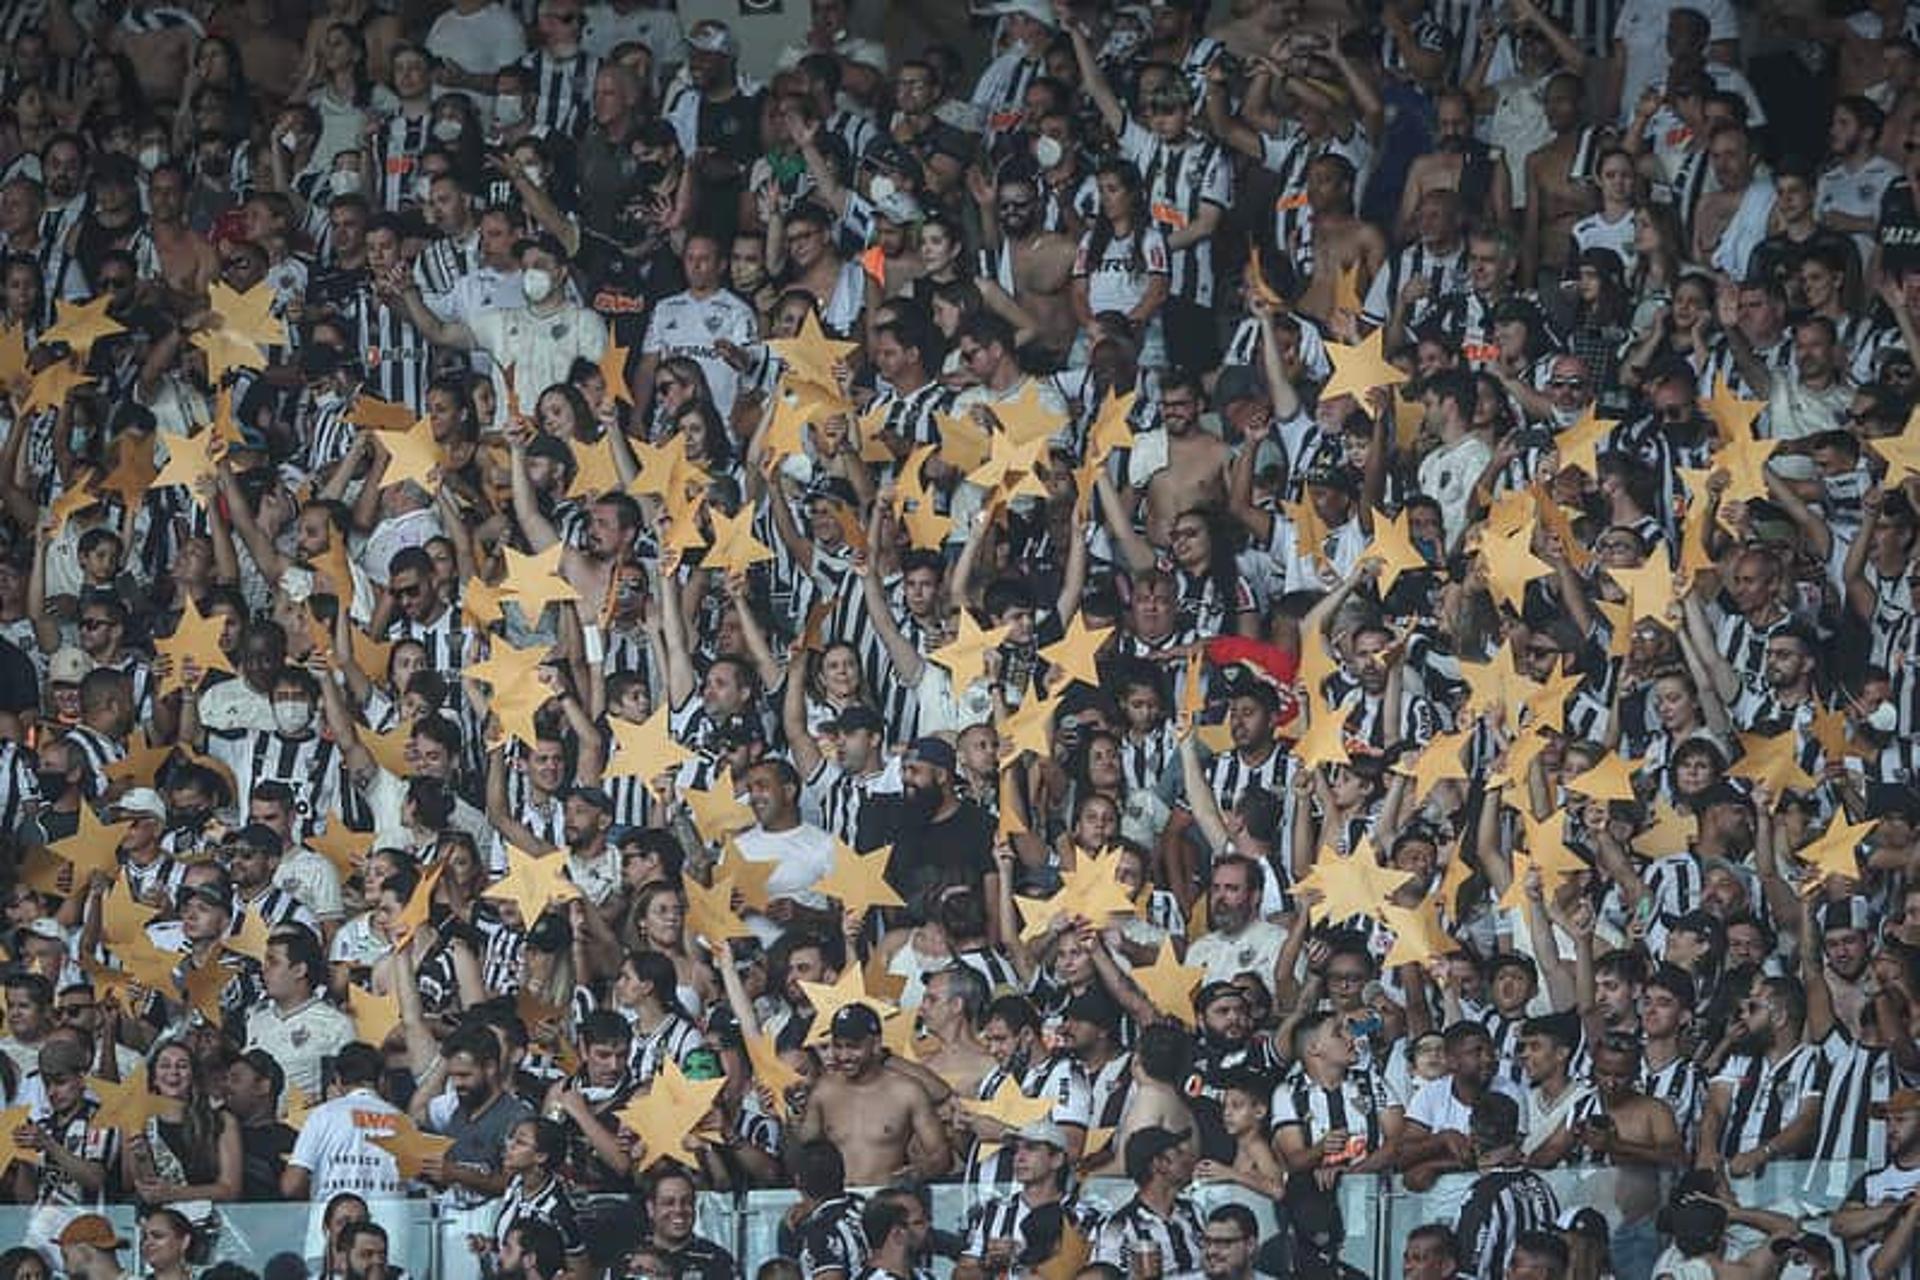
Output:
top-left (1605, 557), bottom-right (1677, 629)
top-left (370, 1114), bottom-right (455, 1179)
top-left (703, 505), bottom-right (775, 575)
top-left (928, 612), bottom-right (1010, 687)
top-left (1521, 812), bottom-right (1591, 888)
top-left (963, 1072), bottom-right (1055, 1158)
top-left (1318, 328), bottom-right (1408, 406)
top-left (223, 908), bottom-right (275, 964)
top-left (151, 425), bottom-right (224, 499)
top-left (1380, 898), bottom-right (1450, 969)
top-left (348, 394), bottom-right (418, 433)
top-left (932, 408), bottom-right (992, 474)
top-left (1712, 430), bottom-right (1778, 503)
top-left (1481, 520), bottom-right (1551, 612)
top-left (1565, 753), bottom-right (1640, 802)
top-left (483, 845), bottom-right (583, 922)
top-left (1701, 375), bottom-right (1764, 443)
top-left (1634, 803), bottom-right (1698, 858)
top-left (758, 385), bottom-right (820, 463)
top-left (767, 311), bottom-right (859, 395)
top-left (97, 435), bottom-right (158, 510)
top-left (1553, 405), bottom-right (1619, 478)
top-left (1809, 705), bottom-right (1852, 765)
top-left (1393, 728), bottom-right (1472, 804)
top-left (155, 599), bottom-right (237, 695)
top-left (347, 984), bottom-right (403, 1047)
top-left (0, 1106), bottom-right (41, 1170)
top-left (374, 419), bottom-right (443, 491)
top-left (1366, 506), bottom-right (1431, 598)
top-left (898, 489), bottom-right (953, 550)
top-left (1291, 693), bottom-right (1352, 769)
top-left (566, 435), bottom-right (626, 501)
top-left (1533, 485), bottom-right (1592, 573)
top-left (388, 862), bottom-right (443, 949)
top-left (41, 295), bottom-right (125, 357)
top-left (1522, 667), bottom-right (1585, 735)
top-left (50, 806), bottom-right (133, 885)
top-left (203, 280), bottom-right (286, 358)
top-left (1459, 642), bottom-right (1530, 724)
top-left (46, 477), bottom-right (103, 534)
top-left (1874, 420), bottom-right (1920, 487)
top-left (99, 878), bottom-right (158, 948)
top-left (499, 543), bottom-right (581, 616)
top-left (1730, 730), bottom-right (1817, 802)
top-left (462, 576), bottom-right (511, 631)
top-left (1040, 615), bottom-right (1112, 692)
top-left (741, 1030), bottom-right (807, 1120)
top-left (469, 641), bottom-right (554, 747)
top-left (968, 430), bottom-right (1048, 498)
top-left (1291, 842), bottom-right (1413, 926)
top-left (684, 871), bottom-right (753, 947)
top-left (0, 322), bottom-right (26, 391)
top-left (681, 770), bottom-right (756, 843)
top-left (19, 355), bottom-right (93, 417)
top-left (800, 967), bottom-right (899, 1046)
top-left (1594, 598), bottom-right (1635, 659)
top-left (813, 840), bottom-right (905, 918)
top-left (599, 333), bottom-right (636, 406)
top-left (1013, 847), bottom-right (1139, 941)
top-left (1793, 814), bottom-right (1876, 889)
top-left (362, 723), bottom-right (413, 779)
top-left (1086, 388), bottom-right (1137, 469)
top-left (602, 707), bottom-right (696, 780)
top-left (992, 381), bottom-right (1071, 447)
top-left (1004, 689), bottom-right (1061, 759)
top-left (717, 841), bottom-right (780, 912)
top-left (1129, 939), bottom-right (1206, 1026)
top-left (1035, 1226), bottom-right (1093, 1280)
top-left (88, 1065), bottom-right (184, 1133)
top-left (616, 1059), bottom-right (729, 1171)
top-left (182, 955), bottom-right (236, 1021)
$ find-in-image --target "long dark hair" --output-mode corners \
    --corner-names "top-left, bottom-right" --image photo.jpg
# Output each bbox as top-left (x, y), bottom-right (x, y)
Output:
top-left (328, 23), bottom-right (376, 109)
top-left (1085, 158), bottom-right (1146, 277)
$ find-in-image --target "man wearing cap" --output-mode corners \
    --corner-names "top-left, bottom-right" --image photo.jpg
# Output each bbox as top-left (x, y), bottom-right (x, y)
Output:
top-left (1061, 986), bottom-right (1133, 1126)
top-left (665, 21), bottom-right (763, 241)
top-left (796, 1002), bottom-right (951, 1186)
top-left (1698, 974), bottom-right (1824, 1179)
top-left (226, 1048), bottom-right (297, 1202)
top-left (245, 926), bottom-right (354, 1098)
top-left (229, 823), bottom-right (324, 937)
top-left (16, 1036), bottom-right (117, 1205)
top-left (790, 699), bottom-right (891, 847)
top-left (58, 1214), bottom-right (130, 1280)
top-left (855, 736), bottom-right (998, 924)
top-left (1091, 1125), bottom-right (1205, 1280)
top-left (956, 1120), bottom-right (1101, 1280)
top-left (110, 786), bottom-right (188, 907)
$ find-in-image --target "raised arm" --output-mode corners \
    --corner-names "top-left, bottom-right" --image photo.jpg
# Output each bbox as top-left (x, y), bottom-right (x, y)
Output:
top-left (1060, 4), bottom-right (1127, 135)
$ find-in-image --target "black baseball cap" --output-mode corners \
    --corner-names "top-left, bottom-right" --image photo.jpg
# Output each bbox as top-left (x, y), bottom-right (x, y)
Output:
top-left (829, 1004), bottom-right (882, 1041)
top-left (1123, 1126), bottom-right (1191, 1182)
top-left (829, 706), bottom-right (885, 735)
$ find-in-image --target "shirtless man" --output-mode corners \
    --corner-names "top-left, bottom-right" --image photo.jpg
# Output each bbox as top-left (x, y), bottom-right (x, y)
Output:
top-left (1083, 1023), bottom-right (1196, 1176)
top-left (1134, 372), bottom-right (1230, 547)
top-left (1691, 120), bottom-right (1775, 273)
top-left (1524, 74), bottom-right (1604, 286)
top-left (1294, 153), bottom-right (1385, 326)
top-left (974, 170), bottom-right (1077, 360)
top-left (1571, 1036), bottom-right (1686, 1166)
top-left (916, 966), bottom-right (998, 1100)
top-left (109, 2), bottom-right (195, 105)
top-left (797, 1004), bottom-right (953, 1186)
top-left (148, 163), bottom-right (217, 301)
top-left (1399, 90), bottom-right (1514, 242)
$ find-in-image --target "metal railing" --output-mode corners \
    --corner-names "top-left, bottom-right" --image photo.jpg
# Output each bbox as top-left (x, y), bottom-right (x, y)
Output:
top-left (8, 1161), bottom-right (1856, 1278)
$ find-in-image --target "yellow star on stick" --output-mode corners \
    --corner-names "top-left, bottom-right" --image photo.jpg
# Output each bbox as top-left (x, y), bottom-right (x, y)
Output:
top-left (223, 909), bottom-right (275, 964)
top-left (1459, 641), bottom-right (1530, 724)
top-left (602, 706), bottom-right (696, 780)
top-left (1553, 405), bottom-right (1619, 478)
top-left (1497, 852), bottom-right (1537, 913)
top-left (992, 381), bottom-right (1072, 446)
top-left (1730, 729), bottom-right (1818, 801)
top-left (1521, 812), bottom-right (1591, 887)
top-left (717, 841), bottom-right (780, 912)
top-left (1367, 506), bottom-right (1431, 597)
top-left (767, 310), bottom-right (859, 394)
top-left (681, 770), bottom-right (756, 843)
top-left (1014, 847), bottom-right (1140, 940)
top-left (1481, 520), bottom-right (1552, 612)
top-left (387, 863), bottom-right (443, 949)
top-left (962, 1074), bottom-right (1057, 1156)
top-left (484, 845), bottom-right (583, 922)
top-left (151, 425), bottom-right (225, 500)
top-left (1521, 667), bottom-right (1585, 734)
top-left (20, 356), bottom-right (93, 417)
top-left (1873, 418), bottom-right (1920, 487)
top-left (1318, 327), bottom-right (1408, 405)
top-left (104, 732), bottom-right (175, 790)
top-left (371, 1114), bottom-right (455, 1179)
top-left (50, 806), bottom-right (133, 884)
top-left (1393, 728), bottom-right (1472, 805)
top-left (499, 543), bottom-right (581, 616)
top-left (347, 984), bottom-right (403, 1047)
top-left (1290, 841), bottom-right (1413, 926)
top-left (1793, 814), bottom-right (1876, 890)
top-left (1634, 803), bottom-right (1698, 857)
top-left (800, 967), bottom-right (898, 1046)
top-left (0, 1106), bottom-right (41, 1170)
top-left (374, 419), bottom-right (443, 491)
top-left (1003, 689), bottom-right (1062, 759)
top-left (617, 1060), bottom-right (730, 1171)
top-left (931, 408), bottom-right (991, 474)
top-left (1086, 388), bottom-right (1137, 468)
top-left (1565, 754), bottom-right (1640, 802)
top-left (41, 295), bottom-right (125, 357)
top-left (1040, 615), bottom-right (1113, 691)
top-left (741, 1030), bottom-right (807, 1119)
top-left (97, 436), bottom-right (157, 510)
top-left (1129, 940), bottom-right (1206, 1026)
top-left (1246, 247), bottom-right (1284, 307)
top-left (155, 599), bottom-right (237, 694)
top-left (99, 878), bottom-right (157, 948)
top-left (349, 394), bottom-right (418, 433)
top-left (812, 840), bottom-right (905, 918)
top-left (1711, 430), bottom-right (1778, 503)
top-left (1701, 375), bottom-right (1764, 442)
top-left (684, 872), bottom-right (753, 946)
top-left (1380, 898), bottom-right (1450, 969)
top-left (928, 612), bottom-right (1010, 686)
top-left (88, 1065), bottom-right (184, 1133)
top-left (599, 334), bottom-right (635, 406)
top-left (566, 435), bottom-right (626, 501)
top-left (703, 506), bottom-right (775, 575)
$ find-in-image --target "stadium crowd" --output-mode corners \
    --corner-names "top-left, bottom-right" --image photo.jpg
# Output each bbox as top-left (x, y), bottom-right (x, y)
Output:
top-left (3, 0), bottom-right (1920, 1279)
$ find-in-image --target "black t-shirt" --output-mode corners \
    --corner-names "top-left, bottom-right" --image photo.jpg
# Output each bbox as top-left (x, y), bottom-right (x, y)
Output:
top-left (1879, 177), bottom-right (1920, 277)
top-left (857, 795), bottom-right (997, 906)
top-left (0, 638), bottom-right (35, 715)
top-left (238, 1120), bottom-right (296, 1201)
top-left (1748, 228), bottom-right (1859, 294)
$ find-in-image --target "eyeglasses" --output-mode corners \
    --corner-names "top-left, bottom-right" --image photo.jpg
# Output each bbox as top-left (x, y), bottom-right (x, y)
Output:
top-left (79, 618), bottom-right (113, 630)
top-left (1547, 378), bottom-right (1586, 389)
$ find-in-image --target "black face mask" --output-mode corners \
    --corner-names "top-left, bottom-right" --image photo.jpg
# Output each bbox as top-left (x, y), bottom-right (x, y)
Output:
top-left (35, 769), bottom-right (67, 800)
top-left (169, 806), bottom-right (211, 832)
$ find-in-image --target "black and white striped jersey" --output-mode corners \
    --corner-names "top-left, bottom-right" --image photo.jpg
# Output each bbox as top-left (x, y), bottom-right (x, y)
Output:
top-left (1455, 1163), bottom-right (1561, 1280)
top-left (1709, 1044), bottom-right (1827, 1160)
top-left (1269, 1063), bottom-right (1399, 1156)
top-left (1089, 1195), bottom-right (1205, 1280)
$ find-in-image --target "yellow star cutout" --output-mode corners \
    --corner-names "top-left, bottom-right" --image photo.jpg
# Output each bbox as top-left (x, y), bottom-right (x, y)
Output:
top-left (1792, 814), bottom-right (1876, 891)
top-left (1521, 812), bottom-right (1591, 888)
top-left (928, 612), bottom-right (1010, 687)
top-left (1459, 642), bottom-right (1530, 724)
top-left (716, 841), bottom-right (780, 911)
top-left (387, 862), bottom-right (443, 949)
top-left (741, 1031), bottom-right (808, 1120)
top-left (155, 598), bottom-right (238, 695)
top-left (151, 425), bottom-right (225, 501)
top-left (483, 845), bottom-right (583, 922)
top-left (599, 333), bottom-right (636, 406)
top-left (1291, 841), bottom-right (1413, 926)
top-left (813, 840), bottom-right (905, 918)
top-left (1040, 614), bottom-right (1113, 692)
top-left (374, 419), bottom-right (443, 491)
top-left (1129, 939), bottom-right (1206, 1026)
top-left (19, 356), bottom-right (94, 417)
top-left (1380, 898), bottom-right (1450, 969)
top-left (681, 770), bottom-right (756, 843)
top-left (1730, 729), bottom-right (1817, 802)
top-left (99, 877), bottom-right (157, 948)
top-left (41, 295), bottom-right (125, 357)
top-left (1319, 327), bottom-right (1408, 406)
top-left (565, 435), bottom-right (625, 501)
top-left (88, 1065), bottom-right (184, 1133)
top-left (703, 505), bottom-right (775, 576)
top-left (1393, 728), bottom-right (1472, 805)
top-left (97, 435), bottom-right (158, 510)
top-left (499, 543), bottom-right (581, 616)
top-left (962, 1074), bottom-right (1058, 1156)
top-left (0, 321), bottom-right (26, 392)
top-left (349, 393), bottom-right (418, 433)
top-left (1332, 262), bottom-right (1364, 318)
top-left (602, 707), bottom-right (697, 780)
top-left (1553, 404), bottom-right (1619, 478)
top-left (0, 1106), bottom-right (41, 1171)
top-left (347, 984), bottom-right (403, 1047)
top-left (1086, 388), bottom-right (1137, 468)
top-left (1013, 847), bottom-right (1140, 940)
top-left (1367, 506), bottom-right (1432, 597)
top-left (50, 806), bottom-right (133, 885)
top-left (767, 310), bottom-right (859, 395)
top-left (1712, 430), bottom-right (1778, 504)
top-left (1003, 689), bottom-right (1062, 759)
top-left (684, 871), bottom-right (753, 947)
top-left (1634, 803), bottom-right (1698, 858)
top-left (222, 909), bottom-right (275, 964)
top-left (1565, 754), bottom-right (1640, 802)
top-left (1291, 694), bottom-right (1352, 769)
top-left (370, 1114), bottom-right (455, 1180)
top-left (932, 408), bottom-right (992, 474)
top-left (991, 381), bottom-right (1071, 447)
top-left (1481, 519), bottom-right (1551, 612)
top-left (1701, 375), bottom-right (1764, 442)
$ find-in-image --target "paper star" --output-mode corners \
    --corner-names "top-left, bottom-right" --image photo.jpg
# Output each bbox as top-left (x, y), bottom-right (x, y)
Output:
top-left (1532, 485), bottom-right (1592, 573)
top-left (617, 1059), bottom-right (729, 1170)
top-left (855, 401), bottom-right (902, 465)
top-left (1522, 667), bottom-right (1585, 735)
top-left (182, 954), bottom-right (237, 1021)
top-left (565, 435), bottom-right (626, 501)
top-left (599, 333), bottom-right (636, 406)
top-left (1318, 328), bottom-right (1408, 406)
top-left (1594, 598), bottom-right (1635, 659)
top-left (991, 381), bottom-right (1071, 447)
top-left (1332, 262), bottom-right (1364, 318)
top-left (1459, 642), bottom-right (1530, 725)
top-left (370, 1114), bottom-right (454, 1180)
top-left (1481, 520), bottom-right (1551, 612)
top-left (1129, 939), bottom-right (1206, 1026)
top-left (1702, 375), bottom-right (1764, 442)
top-left (1553, 405), bottom-right (1619, 478)
top-left (928, 612), bottom-right (1010, 687)
top-left (681, 770), bottom-right (756, 843)
top-left (99, 878), bottom-right (158, 948)
top-left (204, 280), bottom-right (287, 357)
top-left (683, 871), bottom-right (753, 947)
top-left (813, 840), bottom-right (905, 918)
top-left (462, 576), bottom-right (511, 631)
top-left (88, 1065), bottom-right (184, 1133)
top-left (1712, 430), bottom-right (1778, 504)
top-left (222, 908), bottom-right (275, 964)
top-left (0, 1106), bottom-right (41, 1170)
top-left (483, 845), bottom-right (583, 922)
top-left (154, 599), bottom-right (237, 695)
top-left (45, 476), bottom-right (104, 534)
top-left (1380, 898), bottom-right (1450, 969)
top-left (1634, 803), bottom-right (1698, 858)
top-left (1565, 754), bottom-right (1640, 802)
top-left (897, 487), bottom-right (954, 551)
top-left (498, 543), bottom-right (581, 616)
top-left (602, 707), bottom-right (696, 780)
top-left (1013, 847), bottom-right (1140, 941)
top-left (1003, 689), bottom-right (1062, 759)
top-left (1808, 705), bottom-right (1852, 765)
top-left (1605, 557), bottom-right (1677, 629)
top-left (19, 356), bottom-right (94, 417)
top-left (1874, 417), bottom-right (1920, 487)
top-left (1035, 1226), bottom-right (1093, 1280)
top-left (1730, 729), bottom-right (1817, 802)
top-left (348, 394), bottom-right (418, 433)
top-left (931, 408), bottom-right (992, 474)
top-left (1039, 614), bottom-right (1113, 692)
top-left (374, 419), bottom-right (443, 491)
top-left (717, 841), bottom-right (779, 911)
top-left (703, 505), bottom-right (776, 575)
top-left (41, 295), bottom-right (125, 357)
top-left (1393, 728), bottom-right (1472, 805)
top-left (800, 967), bottom-right (899, 1047)
top-left (1793, 814), bottom-right (1877, 890)
top-left (96, 435), bottom-right (158, 510)
top-left (767, 311), bottom-right (859, 395)
top-left (361, 723), bottom-right (413, 779)
top-left (1086, 388), bottom-right (1137, 469)
top-left (1291, 694), bottom-right (1352, 769)
top-left (347, 984), bottom-right (403, 1047)
top-left (387, 862), bottom-right (443, 949)
top-left (50, 806), bottom-right (132, 885)
top-left (741, 1031), bottom-right (807, 1120)
top-left (1521, 812), bottom-right (1591, 887)
top-left (968, 430), bottom-right (1048, 499)
top-left (151, 425), bottom-right (225, 499)
top-left (470, 642), bottom-right (554, 748)
top-left (1246, 247), bottom-right (1284, 307)
top-left (1291, 841), bottom-right (1413, 926)
top-left (962, 1073), bottom-right (1057, 1154)
top-left (1366, 506), bottom-right (1431, 598)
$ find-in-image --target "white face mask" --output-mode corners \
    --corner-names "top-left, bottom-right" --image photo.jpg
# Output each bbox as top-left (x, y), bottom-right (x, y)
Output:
top-left (279, 130), bottom-right (302, 152)
top-left (522, 266), bottom-right (555, 302)
top-left (1869, 701), bottom-right (1899, 733)
top-left (330, 169), bottom-right (363, 196)
top-left (494, 97), bottom-right (526, 129)
top-left (137, 144), bottom-right (165, 172)
top-left (1778, 1264), bottom-right (1813, 1280)
top-left (1551, 404), bottom-right (1583, 428)
top-left (413, 175), bottom-right (433, 203)
top-left (432, 118), bottom-right (464, 143)
top-left (273, 699), bottom-right (315, 735)
top-left (1034, 135), bottom-right (1064, 169)
top-left (869, 174), bottom-right (897, 202)
top-left (521, 164), bottom-right (545, 189)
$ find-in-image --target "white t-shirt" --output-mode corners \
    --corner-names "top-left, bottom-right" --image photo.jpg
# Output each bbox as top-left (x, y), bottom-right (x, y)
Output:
top-left (425, 3), bottom-right (528, 80)
top-left (470, 303), bottom-right (609, 428)
top-left (1406, 1073), bottom-right (1530, 1136)
top-left (1614, 0), bottom-right (1739, 124)
top-left (1073, 225), bottom-right (1170, 320)
top-left (642, 288), bottom-right (761, 419)
top-left (732, 822), bottom-right (838, 944)
top-left (1417, 433), bottom-right (1494, 551)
